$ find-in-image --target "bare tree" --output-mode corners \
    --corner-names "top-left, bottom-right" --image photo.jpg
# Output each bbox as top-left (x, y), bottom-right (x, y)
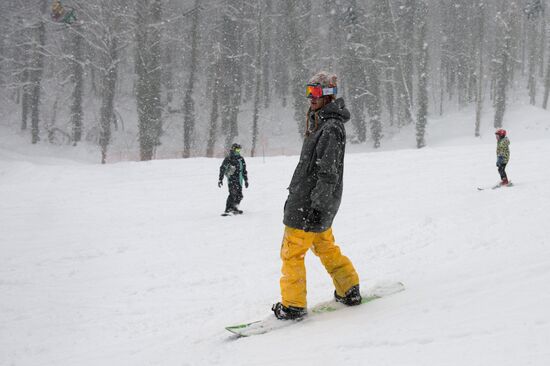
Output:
top-left (342, 1), bottom-right (368, 143)
top-left (250, 4), bottom-right (262, 158)
top-left (99, 35), bottom-right (118, 164)
top-left (136, 0), bottom-right (163, 161)
top-left (374, 0), bottom-right (396, 126)
top-left (385, 0), bottom-right (414, 127)
top-left (474, 1), bottom-right (486, 137)
top-left (70, 29), bottom-right (84, 144)
top-left (527, 14), bottom-right (540, 105)
top-left (286, 0), bottom-right (310, 137)
top-left (220, 2), bottom-right (244, 150)
top-left (97, 0), bottom-right (126, 164)
top-left (30, 0), bottom-right (48, 144)
top-left (416, 0), bottom-right (429, 149)
top-left (365, 6), bottom-right (382, 148)
top-left (544, 50), bottom-right (550, 109)
top-left (20, 28), bottom-right (33, 132)
top-left (182, 0), bottom-right (201, 158)
top-left (262, 0), bottom-right (273, 109)
top-left (494, 3), bottom-right (516, 129)
top-left (205, 42), bottom-right (222, 158)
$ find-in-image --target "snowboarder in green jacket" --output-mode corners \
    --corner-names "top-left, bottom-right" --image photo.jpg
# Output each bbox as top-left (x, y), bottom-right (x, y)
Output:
top-left (218, 143), bottom-right (249, 215)
top-left (495, 129), bottom-right (511, 186)
top-left (51, 0), bottom-right (77, 25)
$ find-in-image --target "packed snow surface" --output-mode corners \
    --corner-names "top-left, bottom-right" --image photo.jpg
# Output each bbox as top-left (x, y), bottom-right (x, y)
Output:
top-left (1, 105), bottom-right (549, 365)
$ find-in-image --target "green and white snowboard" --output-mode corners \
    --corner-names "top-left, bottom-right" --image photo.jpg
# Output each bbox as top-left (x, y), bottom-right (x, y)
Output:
top-left (225, 281), bottom-right (405, 337)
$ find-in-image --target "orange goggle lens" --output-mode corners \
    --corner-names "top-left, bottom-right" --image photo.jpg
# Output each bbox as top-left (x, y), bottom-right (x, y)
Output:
top-left (306, 84), bottom-right (337, 98)
top-left (306, 84), bottom-right (324, 98)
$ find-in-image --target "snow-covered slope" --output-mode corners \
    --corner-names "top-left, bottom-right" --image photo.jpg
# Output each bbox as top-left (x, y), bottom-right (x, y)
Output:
top-left (1, 105), bottom-right (549, 366)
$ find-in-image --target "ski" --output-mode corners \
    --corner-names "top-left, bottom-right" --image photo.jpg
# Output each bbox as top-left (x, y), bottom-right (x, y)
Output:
top-left (225, 281), bottom-right (405, 337)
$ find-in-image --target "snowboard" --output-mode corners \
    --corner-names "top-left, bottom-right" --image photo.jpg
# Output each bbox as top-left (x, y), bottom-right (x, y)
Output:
top-left (225, 281), bottom-right (405, 337)
top-left (477, 181), bottom-right (513, 191)
top-left (221, 210), bottom-right (243, 217)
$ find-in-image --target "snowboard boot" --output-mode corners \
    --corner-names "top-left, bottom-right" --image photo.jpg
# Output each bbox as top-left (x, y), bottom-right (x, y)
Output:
top-left (500, 178), bottom-right (509, 186)
top-left (272, 302), bottom-right (307, 320)
top-left (334, 284), bottom-right (362, 306)
top-left (231, 207), bottom-right (243, 214)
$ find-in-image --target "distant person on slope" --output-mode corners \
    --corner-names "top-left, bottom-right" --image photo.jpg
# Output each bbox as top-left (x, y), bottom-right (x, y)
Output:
top-left (495, 129), bottom-right (511, 186)
top-left (51, 0), bottom-right (77, 25)
top-left (272, 71), bottom-right (361, 321)
top-left (218, 143), bottom-right (249, 215)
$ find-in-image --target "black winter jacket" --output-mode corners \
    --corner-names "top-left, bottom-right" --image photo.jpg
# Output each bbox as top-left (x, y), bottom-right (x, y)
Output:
top-left (283, 98), bottom-right (350, 232)
top-left (219, 152), bottom-right (248, 186)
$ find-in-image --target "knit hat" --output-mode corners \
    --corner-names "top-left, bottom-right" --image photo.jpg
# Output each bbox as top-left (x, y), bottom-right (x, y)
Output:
top-left (308, 71), bottom-right (337, 88)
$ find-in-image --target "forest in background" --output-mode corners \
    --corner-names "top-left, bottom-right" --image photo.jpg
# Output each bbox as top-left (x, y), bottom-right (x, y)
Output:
top-left (0, 0), bottom-right (548, 163)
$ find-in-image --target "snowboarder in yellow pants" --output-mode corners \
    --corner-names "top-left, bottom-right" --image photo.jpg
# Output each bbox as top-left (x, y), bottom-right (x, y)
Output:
top-left (272, 70), bottom-right (361, 321)
top-left (280, 226), bottom-right (359, 309)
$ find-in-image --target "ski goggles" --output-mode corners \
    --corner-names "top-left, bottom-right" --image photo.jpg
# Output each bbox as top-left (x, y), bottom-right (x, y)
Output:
top-left (306, 84), bottom-right (337, 98)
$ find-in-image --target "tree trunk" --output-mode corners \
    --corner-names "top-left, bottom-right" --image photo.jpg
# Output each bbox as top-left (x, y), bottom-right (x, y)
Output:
top-left (386, 0), bottom-right (414, 127)
top-left (494, 5), bottom-right (515, 128)
top-left (206, 71), bottom-right (220, 157)
top-left (20, 28), bottom-right (31, 131)
top-left (366, 6), bottom-right (382, 148)
top-left (527, 18), bottom-right (538, 105)
top-left (30, 1), bottom-right (47, 144)
top-left (21, 67), bottom-right (31, 131)
top-left (262, 1), bottom-right (272, 109)
top-left (416, 1), bottom-right (429, 149)
top-left (543, 54), bottom-right (550, 109)
top-left (136, 0), bottom-right (163, 161)
top-left (475, 2), bottom-right (485, 137)
top-left (344, 1), bottom-right (368, 143)
top-left (182, 0), bottom-right (201, 158)
top-left (100, 36), bottom-right (119, 164)
top-left (286, 0), bottom-right (309, 137)
top-left (251, 6), bottom-right (262, 158)
top-left (71, 30), bottom-right (84, 144)
top-left (401, 0), bottom-right (415, 107)
top-left (220, 2), bottom-right (244, 151)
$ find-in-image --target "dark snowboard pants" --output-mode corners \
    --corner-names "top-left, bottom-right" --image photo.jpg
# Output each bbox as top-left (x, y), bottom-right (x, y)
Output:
top-left (497, 163), bottom-right (507, 181)
top-left (225, 181), bottom-right (243, 212)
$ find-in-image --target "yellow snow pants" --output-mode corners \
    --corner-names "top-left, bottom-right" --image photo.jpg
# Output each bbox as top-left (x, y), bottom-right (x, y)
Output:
top-left (280, 226), bottom-right (360, 308)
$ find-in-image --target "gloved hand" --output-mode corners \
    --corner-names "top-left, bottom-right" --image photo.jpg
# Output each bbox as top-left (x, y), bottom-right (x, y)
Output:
top-left (245, 181), bottom-right (249, 188)
top-left (496, 156), bottom-right (504, 167)
top-left (304, 209), bottom-right (322, 232)
top-left (218, 180), bottom-right (223, 188)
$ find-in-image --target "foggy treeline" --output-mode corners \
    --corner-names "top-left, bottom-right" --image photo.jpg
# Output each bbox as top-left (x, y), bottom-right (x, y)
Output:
top-left (0, 0), bottom-right (548, 162)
